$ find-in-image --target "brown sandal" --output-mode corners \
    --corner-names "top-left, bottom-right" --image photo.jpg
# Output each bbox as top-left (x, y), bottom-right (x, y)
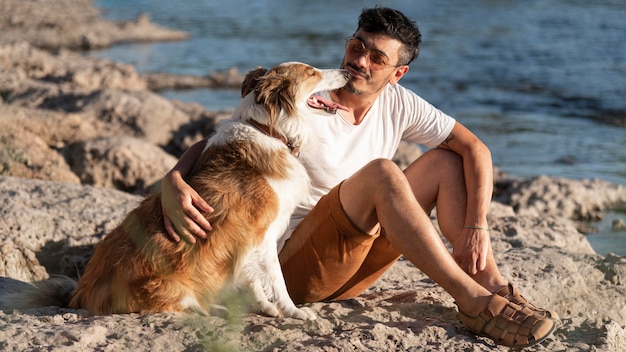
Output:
top-left (458, 294), bottom-right (556, 347)
top-left (494, 283), bottom-right (560, 321)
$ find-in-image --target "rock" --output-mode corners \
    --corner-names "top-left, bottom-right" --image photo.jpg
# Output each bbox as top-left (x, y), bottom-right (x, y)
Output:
top-left (0, 0), bottom-right (188, 50)
top-left (0, 119), bottom-right (80, 184)
top-left (0, 40), bottom-right (220, 192)
top-left (0, 104), bottom-right (98, 148)
top-left (613, 219), bottom-right (626, 231)
top-left (0, 41), bottom-right (146, 91)
top-left (164, 101), bottom-right (230, 156)
top-left (78, 89), bottom-right (196, 146)
top-left (495, 175), bottom-right (626, 221)
top-left (67, 136), bottom-right (177, 193)
top-left (490, 214), bottom-right (596, 255)
top-left (0, 244), bottom-right (48, 282)
top-left (0, 177), bottom-right (141, 276)
top-left (143, 68), bottom-right (246, 91)
top-left (597, 254), bottom-right (626, 285)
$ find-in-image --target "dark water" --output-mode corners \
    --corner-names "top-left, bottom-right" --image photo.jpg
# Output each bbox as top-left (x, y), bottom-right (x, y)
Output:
top-left (91, 0), bottom-right (626, 255)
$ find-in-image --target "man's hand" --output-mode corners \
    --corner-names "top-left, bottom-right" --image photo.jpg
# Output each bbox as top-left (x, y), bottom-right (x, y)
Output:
top-left (161, 171), bottom-right (213, 244)
top-left (452, 227), bottom-right (489, 275)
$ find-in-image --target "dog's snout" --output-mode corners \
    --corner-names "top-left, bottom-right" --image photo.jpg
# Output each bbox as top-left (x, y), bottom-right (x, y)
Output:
top-left (342, 70), bottom-right (350, 80)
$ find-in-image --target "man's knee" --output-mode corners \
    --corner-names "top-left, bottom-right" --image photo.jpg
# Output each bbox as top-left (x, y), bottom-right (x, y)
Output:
top-left (341, 159), bottom-right (411, 227)
top-left (362, 158), bottom-right (406, 185)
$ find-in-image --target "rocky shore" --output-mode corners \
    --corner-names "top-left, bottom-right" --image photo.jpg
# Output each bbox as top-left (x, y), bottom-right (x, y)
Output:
top-left (1, 1), bottom-right (626, 351)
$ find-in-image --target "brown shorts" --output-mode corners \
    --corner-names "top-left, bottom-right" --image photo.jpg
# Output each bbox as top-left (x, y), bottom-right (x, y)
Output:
top-left (279, 182), bottom-right (402, 304)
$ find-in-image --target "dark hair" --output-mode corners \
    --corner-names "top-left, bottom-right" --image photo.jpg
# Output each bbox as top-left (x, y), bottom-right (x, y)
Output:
top-left (357, 7), bottom-right (421, 65)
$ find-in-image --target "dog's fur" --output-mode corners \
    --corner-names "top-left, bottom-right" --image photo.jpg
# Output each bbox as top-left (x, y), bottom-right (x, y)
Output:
top-left (4, 62), bottom-right (348, 319)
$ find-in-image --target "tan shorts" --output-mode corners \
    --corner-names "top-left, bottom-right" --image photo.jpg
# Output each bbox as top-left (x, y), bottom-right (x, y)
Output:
top-left (279, 182), bottom-right (401, 304)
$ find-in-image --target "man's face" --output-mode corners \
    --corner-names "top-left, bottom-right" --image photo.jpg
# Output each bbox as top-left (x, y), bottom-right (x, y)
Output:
top-left (340, 29), bottom-right (406, 96)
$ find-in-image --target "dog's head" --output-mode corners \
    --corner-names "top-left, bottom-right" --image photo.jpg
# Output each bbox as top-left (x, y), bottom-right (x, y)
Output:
top-left (240, 62), bottom-right (349, 128)
top-left (234, 62), bottom-right (349, 153)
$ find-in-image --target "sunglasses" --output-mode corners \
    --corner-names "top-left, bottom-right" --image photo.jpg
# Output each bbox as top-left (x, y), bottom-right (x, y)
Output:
top-left (344, 37), bottom-right (403, 70)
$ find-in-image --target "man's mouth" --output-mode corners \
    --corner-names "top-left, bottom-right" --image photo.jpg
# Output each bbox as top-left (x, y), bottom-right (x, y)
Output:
top-left (308, 95), bottom-right (349, 114)
top-left (345, 63), bottom-right (370, 80)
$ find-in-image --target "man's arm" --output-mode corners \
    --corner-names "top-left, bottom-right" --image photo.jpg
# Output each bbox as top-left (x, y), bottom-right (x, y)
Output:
top-left (161, 139), bottom-right (214, 243)
top-left (437, 121), bottom-right (494, 274)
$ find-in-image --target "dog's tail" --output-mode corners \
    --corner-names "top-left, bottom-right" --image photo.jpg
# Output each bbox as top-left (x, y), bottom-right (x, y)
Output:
top-left (0, 276), bottom-right (76, 310)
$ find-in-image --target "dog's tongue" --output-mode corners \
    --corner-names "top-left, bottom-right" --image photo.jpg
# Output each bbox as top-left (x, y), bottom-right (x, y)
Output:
top-left (308, 95), bottom-right (349, 114)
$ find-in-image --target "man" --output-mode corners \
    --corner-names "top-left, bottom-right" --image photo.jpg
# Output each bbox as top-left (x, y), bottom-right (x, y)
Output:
top-left (160, 7), bottom-right (557, 347)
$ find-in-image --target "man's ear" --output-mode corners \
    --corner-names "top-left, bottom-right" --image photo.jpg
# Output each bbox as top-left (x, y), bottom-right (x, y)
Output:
top-left (389, 65), bottom-right (409, 85)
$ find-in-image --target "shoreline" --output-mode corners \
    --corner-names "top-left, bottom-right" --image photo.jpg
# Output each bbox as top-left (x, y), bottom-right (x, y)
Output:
top-left (1, 1), bottom-right (626, 350)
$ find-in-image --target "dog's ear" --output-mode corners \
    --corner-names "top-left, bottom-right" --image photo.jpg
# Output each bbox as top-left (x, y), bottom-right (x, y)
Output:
top-left (241, 67), bottom-right (268, 98)
top-left (254, 70), bottom-right (296, 123)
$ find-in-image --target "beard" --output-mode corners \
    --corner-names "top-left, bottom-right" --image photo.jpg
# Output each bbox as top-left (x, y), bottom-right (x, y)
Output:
top-left (343, 80), bottom-right (363, 95)
top-left (341, 61), bottom-right (371, 96)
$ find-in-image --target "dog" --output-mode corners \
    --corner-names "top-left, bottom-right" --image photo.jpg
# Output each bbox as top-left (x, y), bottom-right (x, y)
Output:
top-left (4, 62), bottom-right (349, 319)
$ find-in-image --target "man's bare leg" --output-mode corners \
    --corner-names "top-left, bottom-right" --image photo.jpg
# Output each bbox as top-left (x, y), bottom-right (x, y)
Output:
top-left (338, 158), bottom-right (493, 315)
top-left (403, 149), bottom-right (508, 292)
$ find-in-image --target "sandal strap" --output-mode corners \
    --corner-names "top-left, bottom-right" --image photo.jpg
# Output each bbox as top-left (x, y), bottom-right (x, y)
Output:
top-left (459, 294), bottom-right (556, 347)
top-left (495, 283), bottom-right (560, 321)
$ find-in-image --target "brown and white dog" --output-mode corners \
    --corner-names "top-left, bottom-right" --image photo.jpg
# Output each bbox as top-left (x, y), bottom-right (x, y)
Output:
top-left (4, 62), bottom-right (349, 319)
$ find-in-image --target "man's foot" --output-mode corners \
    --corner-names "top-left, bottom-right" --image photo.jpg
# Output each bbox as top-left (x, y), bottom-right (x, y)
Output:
top-left (458, 294), bottom-right (556, 347)
top-left (494, 283), bottom-right (560, 321)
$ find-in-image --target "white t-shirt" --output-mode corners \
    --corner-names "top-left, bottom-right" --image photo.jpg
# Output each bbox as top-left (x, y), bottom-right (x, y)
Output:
top-left (279, 83), bottom-right (456, 250)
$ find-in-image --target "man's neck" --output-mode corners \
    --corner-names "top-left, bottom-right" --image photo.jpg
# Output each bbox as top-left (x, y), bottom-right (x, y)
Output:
top-left (331, 88), bottom-right (380, 125)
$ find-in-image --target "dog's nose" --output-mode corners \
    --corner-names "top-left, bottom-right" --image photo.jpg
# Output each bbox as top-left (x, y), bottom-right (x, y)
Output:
top-left (342, 70), bottom-right (350, 80)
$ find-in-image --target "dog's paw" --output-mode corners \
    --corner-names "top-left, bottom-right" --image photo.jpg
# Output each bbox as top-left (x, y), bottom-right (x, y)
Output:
top-left (284, 306), bottom-right (316, 321)
top-left (258, 301), bottom-right (281, 318)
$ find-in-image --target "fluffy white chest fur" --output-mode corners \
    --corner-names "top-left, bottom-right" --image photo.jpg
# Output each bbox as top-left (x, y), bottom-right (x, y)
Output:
top-left (203, 119), bottom-right (312, 319)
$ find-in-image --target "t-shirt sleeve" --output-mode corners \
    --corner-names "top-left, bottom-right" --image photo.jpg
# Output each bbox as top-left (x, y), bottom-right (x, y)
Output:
top-left (396, 86), bottom-right (456, 148)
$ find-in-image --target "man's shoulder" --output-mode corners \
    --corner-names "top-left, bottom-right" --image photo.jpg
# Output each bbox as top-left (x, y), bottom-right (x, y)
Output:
top-left (383, 82), bottom-right (417, 97)
top-left (380, 83), bottom-right (424, 106)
